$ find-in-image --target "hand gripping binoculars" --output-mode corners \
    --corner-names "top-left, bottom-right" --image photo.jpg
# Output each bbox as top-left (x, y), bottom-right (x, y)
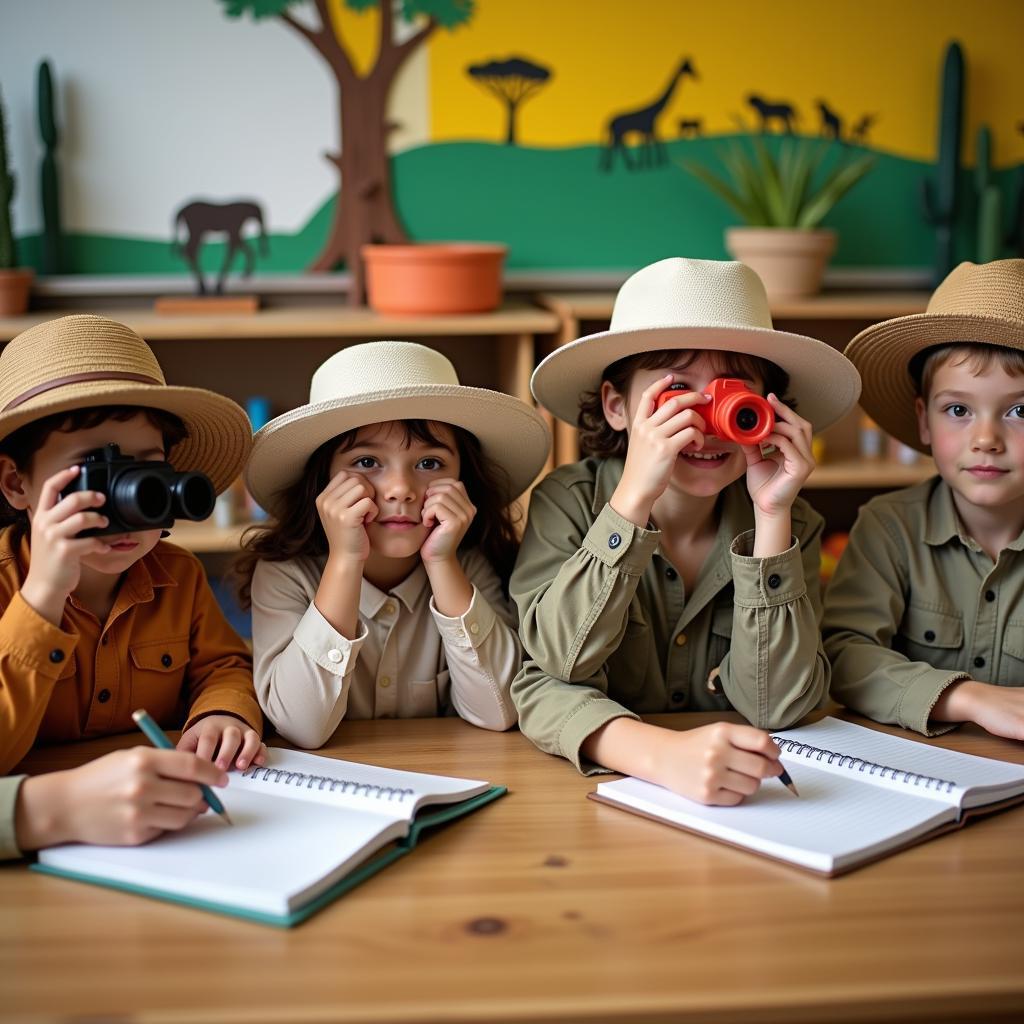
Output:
top-left (655, 378), bottom-right (775, 445)
top-left (60, 443), bottom-right (216, 536)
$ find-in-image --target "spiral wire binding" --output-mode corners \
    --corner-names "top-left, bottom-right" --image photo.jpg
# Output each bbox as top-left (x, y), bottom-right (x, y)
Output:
top-left (243, 764), bottom-right (415, 802)
top-left (770, 736), bottom-right (957, 793)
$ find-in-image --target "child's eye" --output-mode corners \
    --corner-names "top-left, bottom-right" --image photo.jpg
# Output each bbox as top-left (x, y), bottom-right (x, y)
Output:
top-left (1009, 406), bottom-right (1024, 420)
top-left (352, 456), bottom-right (379, 469)
top-left (943, 404), bottom-right (970, 418)
top-left (417, 457), bottom-right (444, 471)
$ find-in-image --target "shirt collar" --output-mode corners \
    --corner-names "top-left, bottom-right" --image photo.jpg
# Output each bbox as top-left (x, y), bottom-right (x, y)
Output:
top-left (359, 562), bottom-right (429, 617)
top-left (925, 476), bottom-right (1024, 553)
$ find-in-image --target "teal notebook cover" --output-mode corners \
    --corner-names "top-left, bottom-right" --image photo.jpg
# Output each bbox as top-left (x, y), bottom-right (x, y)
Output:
top-left (31, 772), bottom-right (505, 928)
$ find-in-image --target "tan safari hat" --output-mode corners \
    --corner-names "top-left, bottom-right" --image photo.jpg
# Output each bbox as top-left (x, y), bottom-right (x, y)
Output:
top-left (846, 259), bottom-right (1024, 452)
top-left (531, 257), bottom-right (861, 431)
top-left (245, 341), bottom-right (551, 516)
top-left (0, 314), bottom-right (252, 493)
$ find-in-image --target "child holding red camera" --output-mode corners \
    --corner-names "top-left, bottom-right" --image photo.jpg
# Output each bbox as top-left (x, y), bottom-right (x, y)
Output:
top-left (511, 258), bottom-right (861, 804)
top-left (237, 341), bottom-right (550, 748)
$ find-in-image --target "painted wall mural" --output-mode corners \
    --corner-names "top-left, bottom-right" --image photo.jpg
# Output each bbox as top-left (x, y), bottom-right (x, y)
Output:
top-left (3, 0), bottom-right (1024, 279)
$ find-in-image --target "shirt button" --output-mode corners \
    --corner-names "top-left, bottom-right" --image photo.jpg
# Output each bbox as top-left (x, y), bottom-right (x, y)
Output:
top-left (380, 676), bottom-right (392, 688)
top-left (665, 567), bottom-right (678, 581)
top-left (97, 688), bottom-right (111, 704)
top-left (670, 690), bottom-right (685, 703)
top-left (49, 649), bottom-right (64, 663)
top-left (974, 656), bottom-right (986, 669)
top-left (924, 630), bottom-right (936, 642)
top-left (985, 590), bottom-right (996, 603)
top-left (767, 573), bottom-right (781, 589)
top-left (608, 532), bottom-right (621, 549)
top-left (161, 653), bottom-right (173, 668)
top-left (384, 602), bottom-right (397, 615)
top-left (674, 634), bottom-right (687, 647)
top-left (327, 648), bottom-right (342, 663)
top-left (469, 622), bottom-right (480, 635)
top-left (100, 635), bottom-right (109, 646)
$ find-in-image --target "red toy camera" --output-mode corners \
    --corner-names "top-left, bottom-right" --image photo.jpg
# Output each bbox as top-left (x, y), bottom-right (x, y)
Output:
top-left (655, 377), bottom-right (774, 445)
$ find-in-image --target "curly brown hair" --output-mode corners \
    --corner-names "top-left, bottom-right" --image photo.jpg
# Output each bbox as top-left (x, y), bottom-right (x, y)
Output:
top-left (577, 348), bottom-right (792, 458)
top-left (234, 419), bottom-right (521, 608)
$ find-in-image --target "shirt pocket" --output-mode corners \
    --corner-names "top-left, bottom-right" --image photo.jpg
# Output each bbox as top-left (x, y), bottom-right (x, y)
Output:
top-left (895, 605), bottom-right (963, 667)
top-left (709, 604), bottom-right (734, 666)
top-left (405, 678), bottom-right (440, 718)
top-left (1002, 622), bottom-right (1024, 663)
top-left (129, 637), bottom-right (190, 722)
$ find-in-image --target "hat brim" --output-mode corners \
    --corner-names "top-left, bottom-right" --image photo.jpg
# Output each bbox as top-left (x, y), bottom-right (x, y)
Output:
top-left (846, 312), bottom-right (1024, 452)
top-left (532, 323), bottom-right (862, 433)
top-left (245, 385), bottom-right (551, 516)
top-left (0, 381), bottom-right (252, 494)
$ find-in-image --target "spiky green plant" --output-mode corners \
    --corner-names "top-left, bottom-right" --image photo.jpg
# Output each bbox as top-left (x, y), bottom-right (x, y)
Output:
top-left (681, 134), bottom-right (876, 229)
top-left (0, 88), bottom-right (16, 270)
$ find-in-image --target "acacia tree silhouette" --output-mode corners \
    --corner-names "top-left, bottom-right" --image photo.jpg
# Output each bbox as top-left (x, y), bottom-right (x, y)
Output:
top-left (222, 0), bottom-right (474, 305)
top-left (467, 57), bottom-right (552, 145)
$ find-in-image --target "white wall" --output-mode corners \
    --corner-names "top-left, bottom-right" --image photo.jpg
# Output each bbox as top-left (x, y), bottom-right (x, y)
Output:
top-left (1, 0), bottom-right (428, 239)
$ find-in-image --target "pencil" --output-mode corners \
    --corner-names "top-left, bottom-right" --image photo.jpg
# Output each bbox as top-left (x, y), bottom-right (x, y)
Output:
top-left (778, 765), bottom-right (800, 797)
top-left (131, 709), bottom-right (233, 825)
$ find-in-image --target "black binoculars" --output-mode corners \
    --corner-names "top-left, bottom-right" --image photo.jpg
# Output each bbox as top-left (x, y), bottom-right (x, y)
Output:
top-left (60, 443), bottom-right (216, 536)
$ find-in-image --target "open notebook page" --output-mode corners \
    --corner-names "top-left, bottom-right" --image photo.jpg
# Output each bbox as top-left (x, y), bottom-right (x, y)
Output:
top-left (772, 718), bottom-right (1024, 808)
top-left (596, 762), bottom-right (958, 874)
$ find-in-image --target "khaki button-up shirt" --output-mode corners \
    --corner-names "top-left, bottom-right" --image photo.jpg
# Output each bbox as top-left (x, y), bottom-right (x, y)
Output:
top-left (510, 457), bottom-right (829, 773)
top-left (251, 548), bottom-right (520, 749)
top-left (0, 526), bottom-right (260, 859)
top-left (823, 477), bottom-right (1024, 736)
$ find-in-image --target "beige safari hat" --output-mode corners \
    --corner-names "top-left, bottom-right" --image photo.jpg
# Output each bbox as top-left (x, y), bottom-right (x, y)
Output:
top-left (845, 259), bottom-right (1024, 452)
top-left (0, 315), bottom-right (252, 493)
top-left (245, 341), bottom-right (551, 516)
top-left (531, 257), bottom-right (862, 431)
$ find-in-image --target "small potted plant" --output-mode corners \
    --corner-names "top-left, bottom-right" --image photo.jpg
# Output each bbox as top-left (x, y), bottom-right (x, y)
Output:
top-left (0, 87), bottom-right (33, 316)
top-left (681, 133), bottom-right (875, 298)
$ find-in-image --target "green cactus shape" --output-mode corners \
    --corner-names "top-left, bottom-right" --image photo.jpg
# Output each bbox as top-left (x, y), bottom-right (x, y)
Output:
top-left (974, 125), bottom-right (1002, 264)
top-left (0, 88), bottom-right (16, 272)
top-left (922, 41), bottom-right (964, 282)
top-left (37, 60), bottom-right (62, 274)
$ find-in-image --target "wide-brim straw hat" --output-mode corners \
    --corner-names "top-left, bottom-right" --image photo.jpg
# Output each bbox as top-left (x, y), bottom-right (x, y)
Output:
top-left (0, 315), bottom-right (252, 494)
top-left (845, 258), bottom-right (1024, 452)
top-left (531, 257), bottom-right (861, 431)
top-left (245, 341), bottom-right (551, 516)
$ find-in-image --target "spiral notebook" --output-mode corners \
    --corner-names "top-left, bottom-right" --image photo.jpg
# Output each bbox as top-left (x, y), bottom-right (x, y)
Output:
top-left (32, 748), bottom-right (503, 926)
top-left (590, 717), bottom-right (1024, 876)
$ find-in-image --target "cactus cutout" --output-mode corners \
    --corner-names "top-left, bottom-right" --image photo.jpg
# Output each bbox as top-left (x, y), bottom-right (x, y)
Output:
top-left (0, 88), bottom-right (16, 272)
top-left (922, 41), bottom-right (964, 283)
top-left (37, 60), bottom-right (62, 274)
top-left (974, 126), bottom-right (1002, 264)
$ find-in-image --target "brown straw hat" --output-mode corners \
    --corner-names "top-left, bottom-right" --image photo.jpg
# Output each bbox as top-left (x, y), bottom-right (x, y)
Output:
top-left (845, 259), bottom-right (1024, 452)
top-left (0, 315), bottom-right (252, 493)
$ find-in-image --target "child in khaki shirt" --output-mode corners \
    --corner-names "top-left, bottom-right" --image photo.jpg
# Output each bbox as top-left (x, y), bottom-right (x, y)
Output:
top-left (826, 259), bottom-right (1024, 740)
top-left (512, 258), bottom-right (862, 804)
top-left (0, 315), bottom-right (264, 859)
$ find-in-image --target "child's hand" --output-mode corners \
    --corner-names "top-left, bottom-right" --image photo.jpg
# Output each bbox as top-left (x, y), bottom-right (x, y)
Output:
top-left (15, 747), bottom-right (228, 850)
top-left (420, 478), bottom-right (475, 564)
top-left (178, 714), bottom-right (267, 772)
top-left (611, 375), bottom-right (710, 526)
top-left (650, 722), bottom-right (784, 805)
top-left (742, 396), bottom-right (815, 518)
top-left (316, 470), bottom-right (378, 563)
top-left (932, 680), bottom-right (1024, 741)
top-left (20, 466), bottom-right (113, 625)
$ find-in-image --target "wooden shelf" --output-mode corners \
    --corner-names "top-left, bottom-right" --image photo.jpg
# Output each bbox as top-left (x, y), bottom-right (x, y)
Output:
top-left (164, 519), bottom-right (255, 553)
top-left (0, 301), bottom-right (559, 342)
top-left (806, 458), bottom-right (935, 489)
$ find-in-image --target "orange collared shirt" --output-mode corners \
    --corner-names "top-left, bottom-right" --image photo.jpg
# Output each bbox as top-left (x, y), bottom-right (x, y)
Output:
top-left (0, 526), bottom-right (261, 774)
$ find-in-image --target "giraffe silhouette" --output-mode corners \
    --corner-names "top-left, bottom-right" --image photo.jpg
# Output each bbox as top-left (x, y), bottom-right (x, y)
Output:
top-left (600, 59), bottom-right (699, 172)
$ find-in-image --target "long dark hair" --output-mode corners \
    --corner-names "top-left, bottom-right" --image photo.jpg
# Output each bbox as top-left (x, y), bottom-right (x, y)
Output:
top-left (235, 419), bottom-right (521, 608)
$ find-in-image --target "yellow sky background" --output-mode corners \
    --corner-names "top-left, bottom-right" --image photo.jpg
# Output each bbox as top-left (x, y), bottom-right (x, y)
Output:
top-left (421, 0), bottom-right (1024, 166)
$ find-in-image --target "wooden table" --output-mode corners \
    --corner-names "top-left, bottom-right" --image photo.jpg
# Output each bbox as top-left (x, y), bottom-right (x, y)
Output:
top-left (3, 713), bottom-right (1023, 1024)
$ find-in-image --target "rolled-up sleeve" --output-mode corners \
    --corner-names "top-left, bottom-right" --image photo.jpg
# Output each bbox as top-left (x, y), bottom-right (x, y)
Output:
top-left (251, 559), bottom-right (367, 749)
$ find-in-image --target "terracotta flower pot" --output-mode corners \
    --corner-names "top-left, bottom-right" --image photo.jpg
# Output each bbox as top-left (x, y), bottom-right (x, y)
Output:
top-left (0, 268), bottom-right (34, 316)
top-left (724, 228), bottom-right (836, 300)
top-left (362, 243), bottom-right (508, 315)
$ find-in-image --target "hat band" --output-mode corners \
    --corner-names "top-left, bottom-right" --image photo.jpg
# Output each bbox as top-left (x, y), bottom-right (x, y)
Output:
top-left (2, 371), bottom-right (163, 412)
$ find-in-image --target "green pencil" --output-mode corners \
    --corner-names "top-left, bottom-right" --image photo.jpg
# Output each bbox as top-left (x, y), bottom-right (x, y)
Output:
top-left (132, 709), bottom-right (233, 825)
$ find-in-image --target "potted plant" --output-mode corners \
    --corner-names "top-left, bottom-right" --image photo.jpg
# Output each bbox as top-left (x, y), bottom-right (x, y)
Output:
top-left (681, 134), bottom-right (875, 298)
top-left (0, 87), bottom-right (33, 316)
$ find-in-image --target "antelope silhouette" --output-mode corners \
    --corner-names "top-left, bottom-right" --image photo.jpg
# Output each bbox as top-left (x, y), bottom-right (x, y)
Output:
top-left (600, 59), bottom-right (699, 172)
top-left (172, 200), bottom-right (268, 295)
